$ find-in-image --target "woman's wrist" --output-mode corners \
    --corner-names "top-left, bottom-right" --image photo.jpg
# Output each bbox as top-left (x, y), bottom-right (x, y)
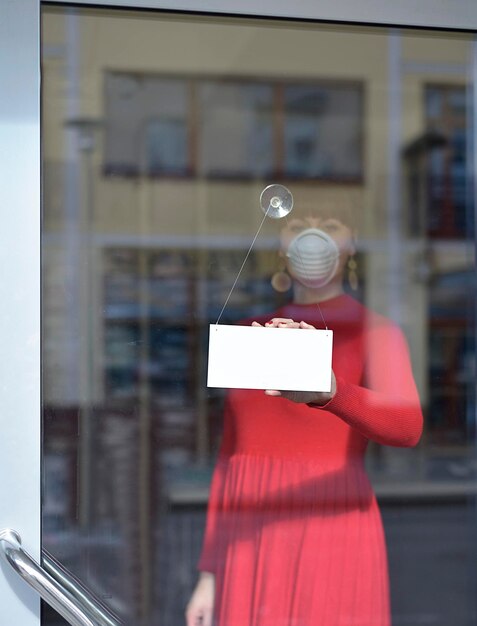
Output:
top-left (306, 393), bottom-right (333, 407)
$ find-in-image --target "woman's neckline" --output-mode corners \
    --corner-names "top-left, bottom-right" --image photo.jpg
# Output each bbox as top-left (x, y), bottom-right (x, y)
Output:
top-left (283, 293), bottom-right (350, 308)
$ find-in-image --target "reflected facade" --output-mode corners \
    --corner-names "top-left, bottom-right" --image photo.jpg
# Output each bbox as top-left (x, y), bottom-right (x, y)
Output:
top-left (41, 8), bottom-right (476, 625)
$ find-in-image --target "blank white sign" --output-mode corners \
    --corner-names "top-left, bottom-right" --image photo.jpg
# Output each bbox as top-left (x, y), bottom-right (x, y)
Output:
top-left (207, 324), bottom-right (333, 392)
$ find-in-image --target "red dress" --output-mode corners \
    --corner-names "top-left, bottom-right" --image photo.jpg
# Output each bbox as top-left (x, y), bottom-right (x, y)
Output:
top-left (199, 294), bottom-right (423, 626)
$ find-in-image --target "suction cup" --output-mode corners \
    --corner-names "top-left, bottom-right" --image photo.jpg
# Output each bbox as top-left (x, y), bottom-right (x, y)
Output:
top-left (260, 184), bottom-right (294, 219)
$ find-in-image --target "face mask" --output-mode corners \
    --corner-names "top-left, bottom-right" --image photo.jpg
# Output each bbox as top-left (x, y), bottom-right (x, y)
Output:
top-left (286, 228), bottom-right (340, 288)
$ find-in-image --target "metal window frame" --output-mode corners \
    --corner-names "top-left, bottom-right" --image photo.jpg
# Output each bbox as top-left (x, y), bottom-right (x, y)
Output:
top-left (44, 0), bottom-right (477, 31)
top-left (0, 1), bottom-right (41, 625)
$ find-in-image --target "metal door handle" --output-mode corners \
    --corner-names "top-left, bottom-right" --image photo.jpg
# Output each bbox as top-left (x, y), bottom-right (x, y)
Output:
top-left (0, 529), bottom-right (122, 626)
top-left (42, 550), bottom-right (122, 626)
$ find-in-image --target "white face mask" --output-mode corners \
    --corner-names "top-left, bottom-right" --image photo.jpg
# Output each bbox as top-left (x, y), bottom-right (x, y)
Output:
top-left (286, 228), bottom-right (340, 288)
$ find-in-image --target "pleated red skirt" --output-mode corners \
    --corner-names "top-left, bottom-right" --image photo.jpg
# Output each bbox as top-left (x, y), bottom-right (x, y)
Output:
top-left (206, 454), bottom-right (390, 626)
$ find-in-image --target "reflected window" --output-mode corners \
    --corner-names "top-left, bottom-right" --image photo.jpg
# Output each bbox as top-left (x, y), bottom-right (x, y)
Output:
top-left (104, 73), bottom-right (363, 181)
top-left (425, 84), bottom-right (472, 238)
top-left (104, 73), bottom-right (189, 176)
top-left (428, 264), bottom-right (475, 445)
top-left (284, 83), bottom-right (363, 179)
top-left (198, 81), bottom-right (274, 178)
top-left (146, 118), bottom-right (188, 175)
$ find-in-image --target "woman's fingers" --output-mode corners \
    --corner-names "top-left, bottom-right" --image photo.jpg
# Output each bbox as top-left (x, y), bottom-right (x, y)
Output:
top-left (202, 607), bottom-right (213, 626)
top-left (263, 318), bottom-right (316, 329)
top-left (185, 573), bottom-right (215, 626)
top-left (268, 320), bottom-right (300, 328)
top-left (184, 606), bottom-right (195, 626)
top-left (186, 606), bottom-right (210, 626)
top-left (265, 317), bottom-right (295, 327)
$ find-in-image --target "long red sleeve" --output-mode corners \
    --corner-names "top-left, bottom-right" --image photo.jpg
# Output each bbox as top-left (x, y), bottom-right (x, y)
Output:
top-left (316, 321), bottom-right (423, 447)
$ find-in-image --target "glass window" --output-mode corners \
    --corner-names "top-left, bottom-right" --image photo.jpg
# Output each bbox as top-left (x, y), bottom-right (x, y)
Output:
top-left (41, 7), bottom-right (477, 626)
top-left (104, 72), bottom-right (362, 181)
top-left (284, 83), bottom-right (363, 179)
top-left (198, 81), bottom-right (274, 178)
top-left (104, 73), bottom-right (189, 175)
top-left (425, 84), bottom-right (471, 238)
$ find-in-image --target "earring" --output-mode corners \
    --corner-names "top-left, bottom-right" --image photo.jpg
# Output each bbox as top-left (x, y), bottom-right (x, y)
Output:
top-left (347, 256), bottom-right (358, 291)
top-left (271, 258), bottom-right (292, 293)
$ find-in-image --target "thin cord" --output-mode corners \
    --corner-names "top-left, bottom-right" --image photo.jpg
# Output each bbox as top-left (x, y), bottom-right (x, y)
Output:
top-left (284, 216), bottom-right (328, 331)
top-left (215, 206), bottom-right (271, 326)
top-left (214, 207), bottom-right (329, 330)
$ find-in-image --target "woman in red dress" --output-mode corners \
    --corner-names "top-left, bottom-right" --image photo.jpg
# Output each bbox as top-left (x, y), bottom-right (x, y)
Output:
top-left (186, 204), bottom-right (423, 626)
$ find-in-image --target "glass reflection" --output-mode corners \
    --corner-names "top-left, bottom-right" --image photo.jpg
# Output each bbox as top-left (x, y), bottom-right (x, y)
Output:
top-left (41, 7), bottom-right (476, 626)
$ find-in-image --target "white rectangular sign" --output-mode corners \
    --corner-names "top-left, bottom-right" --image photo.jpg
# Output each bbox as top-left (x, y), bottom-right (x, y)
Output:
top-left (207, 324), bottom-right (333, 392)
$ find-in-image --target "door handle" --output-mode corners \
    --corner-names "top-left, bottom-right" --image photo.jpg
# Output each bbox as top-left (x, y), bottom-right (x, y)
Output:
top-left (0, 529), bottom-right (122, 626)
top-left (42, 550), bottom-right (122, 626)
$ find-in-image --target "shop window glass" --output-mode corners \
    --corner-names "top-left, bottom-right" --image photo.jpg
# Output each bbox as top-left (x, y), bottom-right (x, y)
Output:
top-left (198, 81), bottom-right (274, 178)
top-left (104, 73), bottom-right (189, 175)
top-left (284, 83), bottom-right (363, 179)
top-left (104, 73), bottom-right (363, 181)
top-left (425, 84), bottom-right (472, 238)
top-left (41, 7), bottom-right (477, 626)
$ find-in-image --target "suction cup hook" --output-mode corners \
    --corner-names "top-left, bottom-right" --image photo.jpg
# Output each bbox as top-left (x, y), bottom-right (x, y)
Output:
top-left (260, 184), bottom-right (294, 219)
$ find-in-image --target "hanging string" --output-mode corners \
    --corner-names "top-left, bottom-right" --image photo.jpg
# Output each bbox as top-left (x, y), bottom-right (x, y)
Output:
top-left (215, 205), bottom-right (271, 326)
top-left (214, 204), bottom-right (329, 331)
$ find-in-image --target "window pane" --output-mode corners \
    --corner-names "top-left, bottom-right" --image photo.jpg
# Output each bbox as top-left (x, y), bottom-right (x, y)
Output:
top-left (104, 73), bottom-right (188, 175)
top-left (41, 8), bottom-right (477, 626)
top-left (284, 84), bottom-right (363, 179)
top-left (198, 81), bottom-right (274, 178)
top-left (425, 85), bottom-right (473, 238)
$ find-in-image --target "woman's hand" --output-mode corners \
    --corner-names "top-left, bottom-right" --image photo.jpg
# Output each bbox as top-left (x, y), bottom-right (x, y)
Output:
top-left (185, 572), bottom-right (215, 626)
top-left (252, 318), bottom-right (336, 405)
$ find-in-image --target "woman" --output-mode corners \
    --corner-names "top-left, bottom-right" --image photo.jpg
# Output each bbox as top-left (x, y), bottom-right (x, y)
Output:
top-left (186, 203), bottom-right (423, 626)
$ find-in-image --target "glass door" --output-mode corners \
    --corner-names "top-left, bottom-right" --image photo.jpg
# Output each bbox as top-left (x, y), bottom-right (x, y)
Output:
top-left (2, 2), bottom-right (477, 626)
